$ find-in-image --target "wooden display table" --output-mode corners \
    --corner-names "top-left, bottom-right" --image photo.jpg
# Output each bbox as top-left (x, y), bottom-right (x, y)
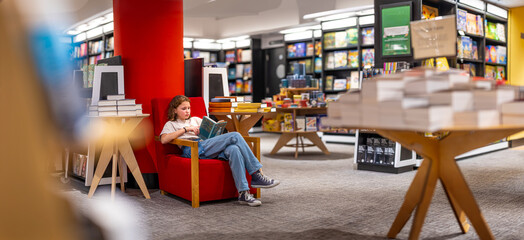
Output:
top-left (327, 119), bottom-right (524, 239)
top-left (210, 112), bottom-right (266, 136)
top-left (266, 107), bottom-right (330, 159)
top-left (87, 115), bottom-right (151, 200)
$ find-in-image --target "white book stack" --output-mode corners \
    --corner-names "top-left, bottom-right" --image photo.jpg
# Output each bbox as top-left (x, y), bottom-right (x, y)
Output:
top-left (501, 101), bottom-right (524, 125)
top-left (473, 88), bottom-right (515, 110)
top-left (454, 110), bottom-right (500, 127)
top-left (97, 100), bottom-right (118, 116)
top-left (337, 91), bottom-right (361, 126)
top-left (429, 91), bottom-right (474, 112)
top-left (404, 106), bottom-right (453, 132)
top-left (117, 98), bottom-right (138, 116)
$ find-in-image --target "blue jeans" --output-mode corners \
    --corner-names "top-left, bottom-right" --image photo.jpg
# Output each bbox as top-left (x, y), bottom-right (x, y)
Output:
top-left (181, 132), bottom-right (263, 192)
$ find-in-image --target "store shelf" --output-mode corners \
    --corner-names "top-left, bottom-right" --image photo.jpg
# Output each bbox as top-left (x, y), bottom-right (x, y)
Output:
top-left (457, 58), bottom-right (483, 63)
top-left (485, 62), bottom-right (507, 66)
top-left (486, 13), bottom-right (508, 23)
top-left (485, 38), bottom-right (507, 45)
top-left (287, 56), bottom-right (315, 60)
top-left (324, 67), bottom-right (359, 72)
top-left (457, 3), bottom-right (485, 15)
top-left (459, 31), bottom-right (484, 39)
top-left (324, 45), bottom-right (359, 51)
top-left (360, 44), bottom-right (375, 48)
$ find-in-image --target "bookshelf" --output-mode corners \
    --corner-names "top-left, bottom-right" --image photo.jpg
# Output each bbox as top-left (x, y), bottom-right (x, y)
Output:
top-left (221, 38), bottom-right (262, 102)
top-left (407, 0), bottom-right (508, 82)
top-left (320, 14), bottom-right (375, 94)
top-left (284, 38), bottom-right (322, 79)
top-left (72, 27), bottom-right (115, 70)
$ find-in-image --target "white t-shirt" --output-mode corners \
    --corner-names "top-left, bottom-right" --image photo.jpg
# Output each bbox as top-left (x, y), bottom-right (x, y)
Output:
top-left (160, 117), bottom-right (202, 147)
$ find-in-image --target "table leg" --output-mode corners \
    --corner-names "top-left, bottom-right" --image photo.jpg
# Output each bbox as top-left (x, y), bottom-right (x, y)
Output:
top-left (118, 139), bottom-right (151, 199)
top-left (118, 155), bottom-right (125, 193)
top-left (439, 158), bottom-right (494, 240)
top-left (387, 159), bottom-right (430, 238)
top-left (300, 136), bottom-right (305, 153)
top-left (441, 181), bottom-right (470, 233)
top-left (238, 114), bottom-right (263, 136)
top-left (295, 134), bottom-right (299, 159)
top-left (270, 133), bottom-right (296, 154)
top-left (111, 147), bottom-right (118, 201)
top-left (87, 137), bottom-right (114, 198)
top-left (409, 158), bottom-right (439, 240)
top-left (302, 132), bottom-right (330, 155)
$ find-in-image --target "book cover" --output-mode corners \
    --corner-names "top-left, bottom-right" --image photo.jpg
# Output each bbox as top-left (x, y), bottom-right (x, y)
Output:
top-left (422, 5), bottom-right (438, 19)
top-left (346, 28), bottom-right (358, 45)
top-left (228, 82), bottom-right (236, 94)
top-left (361, 27), bottom-right (374, 45)
top-left (236, 49), bottom-right (243, 62)
top-left (225, 50), bottom-right (235, 63)
top-left (489, 45), bottom-right (497, 63)
top-left (325, 52), bottom-right (335, 69)
top-left (348, 50), bottom-right (359, 68)
top-left (243, 64), bottom-right (252, 79)
top-left (235, 64), bottom-right (244, 78)
top-left (349, 71), bottom-right (360, 89)
top-left (305, 115), bottom-right (318, 131)
top-left (317, 114), bottom-right (328, 130)
top-left (325, 75), bottom-right (334, 91)
top-left (334, 51), bottom-right (348, 68)
top-left (198, 116), bottom-right (227, 140)
top-left (306, 42), bottom-right (314, 56)
top-left (243, 80), bottom-right (251, 93)
top-left (485, 65), bottom-right (496, 79)
top-left (335, 31), bottom-right (348, 48)
top-left (314, 41), bottom-right (322, 56)
top-left (457, 37), bottom-right (463, 58)
top-left (295, 42), bottom-right (306, 57)
top-left (496, 66), bottom-right (506, 81)
top-left (314, 57), bottom-right (322, 73)
top-left (461, 36), bottom-right (472, 59)
top-left (472, 41), bottom-right (478, 60)
top-left (476, 15), bottom-right (484, 35)
top-left (487, 22), bottom-right (497, 40)
top-left (469, 63), bottom-right (477, 77)
top-left (497, 46), bottom-right (506, 64)
top-left (323, 32), bottom-right (336, 49)
top-left (466, 13), bottom-right (477, 34)
top-left (209, 102), bottom-right (238, 108)
top-left (496, 23), bottom-right (506, 42)
top-left (235, 79), bottom-right (243, 93)
top-left (361, 49), bottom-right (374, 68)
top-left (305, 59), bottom-right (313, 73)
top-left (228, 67), bottom-right (236, 79)
top-left (295, 116), bottom-right (305, 131)
top-left (457, 9), bottom-right (467, 32)
top-left (241, 49), bottom-right (252, 62)
top-left (333, 79), bottom-right (347, 91)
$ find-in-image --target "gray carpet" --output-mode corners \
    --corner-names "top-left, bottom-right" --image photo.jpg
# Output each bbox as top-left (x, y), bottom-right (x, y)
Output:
top-left (60, 133), bottom-right (524, 240)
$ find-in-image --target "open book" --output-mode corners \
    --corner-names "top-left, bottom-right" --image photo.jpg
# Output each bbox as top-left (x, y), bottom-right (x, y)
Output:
top-left (198, 116), bottom-right (227, 140)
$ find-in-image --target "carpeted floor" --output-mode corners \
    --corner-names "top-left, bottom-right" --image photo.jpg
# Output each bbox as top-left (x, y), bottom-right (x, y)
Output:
top-left (60, 133), bottom-right (524, 240)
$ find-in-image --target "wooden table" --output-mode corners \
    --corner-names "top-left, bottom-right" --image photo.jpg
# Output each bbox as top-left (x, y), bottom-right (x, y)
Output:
top-left (342, 125), bottom-right (524, 239)
top-left (267, 107), bottom-right (330, 159)
top-left (87, 115), bottom-right (151, 200)
top-left (210, 112), bottom-right (266, 136)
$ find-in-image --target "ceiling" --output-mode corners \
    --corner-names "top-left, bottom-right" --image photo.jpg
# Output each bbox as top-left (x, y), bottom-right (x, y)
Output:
top-left (183, 0), bottom-right (284, 19)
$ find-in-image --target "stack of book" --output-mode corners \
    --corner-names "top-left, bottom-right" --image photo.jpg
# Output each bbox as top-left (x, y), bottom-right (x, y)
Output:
top-left (88, 94), bottom-right (143, 117)
top-left (325, 67), bottom-right (520, 132)
top-left (208, 96), bottom-right (270, 113)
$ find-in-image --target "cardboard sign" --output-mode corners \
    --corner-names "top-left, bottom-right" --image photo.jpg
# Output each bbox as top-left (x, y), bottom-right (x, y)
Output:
top-left (410, 15), bottom-right (457, 60)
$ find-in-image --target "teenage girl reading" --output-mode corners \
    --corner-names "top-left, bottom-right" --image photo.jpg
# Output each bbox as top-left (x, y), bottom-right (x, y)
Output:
top-left (160, 95), bottom-right (279, 207)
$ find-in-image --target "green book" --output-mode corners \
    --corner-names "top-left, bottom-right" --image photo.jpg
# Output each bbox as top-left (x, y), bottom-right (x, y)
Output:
top-left (198, 116), bottom-right (227, 140)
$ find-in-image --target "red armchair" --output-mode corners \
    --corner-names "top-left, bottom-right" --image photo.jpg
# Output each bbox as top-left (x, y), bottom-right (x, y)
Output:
top-left (151, 97), bottom-right (260, 208)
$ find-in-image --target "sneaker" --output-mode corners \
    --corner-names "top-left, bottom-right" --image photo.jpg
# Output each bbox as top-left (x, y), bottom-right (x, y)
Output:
top-left (251, 171), bottom-right (280, 188)
top-left (238, 191), bottom-right (261, 207)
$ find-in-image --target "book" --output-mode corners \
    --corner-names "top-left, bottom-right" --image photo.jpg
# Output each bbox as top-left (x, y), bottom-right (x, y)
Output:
top-left (333, 79), bottom-right (347, 91)
top-left (314, 57), bottom-right (322, 73)
top-left (236, 102), bottom-right (262, 108)
top-left (98, 111), bottom-right (118, 116)
top-left (454, 110), bottom-right (500, 127)
top-left (98, 105), bottom-right (117, 111)
top-left (457, 9), bottom-right (467, 32)
top-left (422, 5), bottom-right (438, 19)
top-left (314, 41), bottom-right (322, 56)
top-left (209, 102), bottom-right (238, 108)
top-left (225, 50), bottom-right (235, 63)
top-left (361, 49), bottom-right (374, 68)
top-left (118, 110), bottom-right (137, 116)
top-left (98, 100), bottom-right (117, 106)
top-left (117, 105), bottom-right (137, 111)
top-left (497, 46), bottom-right (507, 64)
top-left (241, 49), bottom-right (252, 62)
top-left (287, 44), bottom-right (296, 58)
top-left (117, 99), bottom-right (136, 105)
top-left (325, 52), bottom-right (335, 69)
top-left (404, 79), bottom-right (451, 94)
top-left (236, 49), bottom-right (243, 62)
top-left (107, 94), bottom-right (125, 100)
top-left (323, 32), bottom-right (336, 49)
top-left (348, 50), bottom-right (358, 68)
top-left (476, 15), bottom-right (484, 36)
top-left (335, 31), bottom-right (348, 48)
top-left (361, 27), bottom-right (374, 45)
top-left (295, 42), bottom-right (306, 57)
top-left (305, 115), bottom-right (318, 131)
top-left (466, 13), bottom-right (477, 34)
top-left (501, 101), bottom-right (524, 115)
top-left (208, 107), bottom-right (235, 113)
top-left (306, 42), bottom-right (314, 56)
top-left (346, 28), bottom-right (358, 45)
top-left (334, 51), bottom-right (348, 68)
top-left (198, 116), bottom-right (227, 140)
top-left (496, 23), bottom-right (506, 42)
top-left (325, 76), bottom-right (333, 90)
top-left (215, 96), bottom-right (245, 102)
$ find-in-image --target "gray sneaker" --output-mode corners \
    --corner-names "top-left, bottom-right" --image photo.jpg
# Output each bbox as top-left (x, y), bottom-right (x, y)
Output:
top-left (238, 191), bottom-right (261, 207)
top-left (251, 171), bottom-right (280, 188)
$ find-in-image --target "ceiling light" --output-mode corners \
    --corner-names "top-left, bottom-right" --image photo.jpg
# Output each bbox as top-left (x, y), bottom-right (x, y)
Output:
top-left (279, 25), bottom-right (321, 34)
top-left (284, 31), bottom-right (313, 42)
top-left (316, 12), bottom-right (355, 22)
top-left (183, 37), bottom-right (194, 42)
top-left (303, 5), bottom-right (373, 20)
top-left (195, 38), bottom-right (215, 43)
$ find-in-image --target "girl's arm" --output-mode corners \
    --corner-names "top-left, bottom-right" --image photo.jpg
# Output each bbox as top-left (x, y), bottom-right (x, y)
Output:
top-left (160, 128), bottom-right (186, 144)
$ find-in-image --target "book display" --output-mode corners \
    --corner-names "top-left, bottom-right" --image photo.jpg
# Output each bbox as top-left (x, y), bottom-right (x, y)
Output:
top-left (417, 1), bottom-right (508, 81)
top-left (321, 15), bottom-right (375, 94)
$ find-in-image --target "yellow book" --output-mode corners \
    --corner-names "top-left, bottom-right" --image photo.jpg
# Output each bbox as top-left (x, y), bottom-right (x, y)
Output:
top-left (236, 102), bottom-right (261, 108)
top-left (233, 108), bottom-right (259, 113)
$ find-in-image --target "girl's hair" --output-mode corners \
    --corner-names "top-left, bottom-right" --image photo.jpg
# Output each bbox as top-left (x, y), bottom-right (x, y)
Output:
top-left (167, 95), bottom-right (190, 121)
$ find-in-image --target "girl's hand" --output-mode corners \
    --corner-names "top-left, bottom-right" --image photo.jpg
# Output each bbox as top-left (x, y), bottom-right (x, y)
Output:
top-left (188, 126), bottom-right (199, 135)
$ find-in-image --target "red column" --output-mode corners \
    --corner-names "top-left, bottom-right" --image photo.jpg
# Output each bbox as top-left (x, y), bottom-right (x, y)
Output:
top-left (113, 0), bottom-right (184, 178)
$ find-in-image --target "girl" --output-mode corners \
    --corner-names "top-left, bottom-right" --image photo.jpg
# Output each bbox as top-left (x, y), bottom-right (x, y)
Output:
top-left (160, 95), bottom-right (279, 207)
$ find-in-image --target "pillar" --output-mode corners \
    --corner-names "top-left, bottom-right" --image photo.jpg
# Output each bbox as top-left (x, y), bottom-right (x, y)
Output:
top-left (113, 0), bottom-right (184, 186)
